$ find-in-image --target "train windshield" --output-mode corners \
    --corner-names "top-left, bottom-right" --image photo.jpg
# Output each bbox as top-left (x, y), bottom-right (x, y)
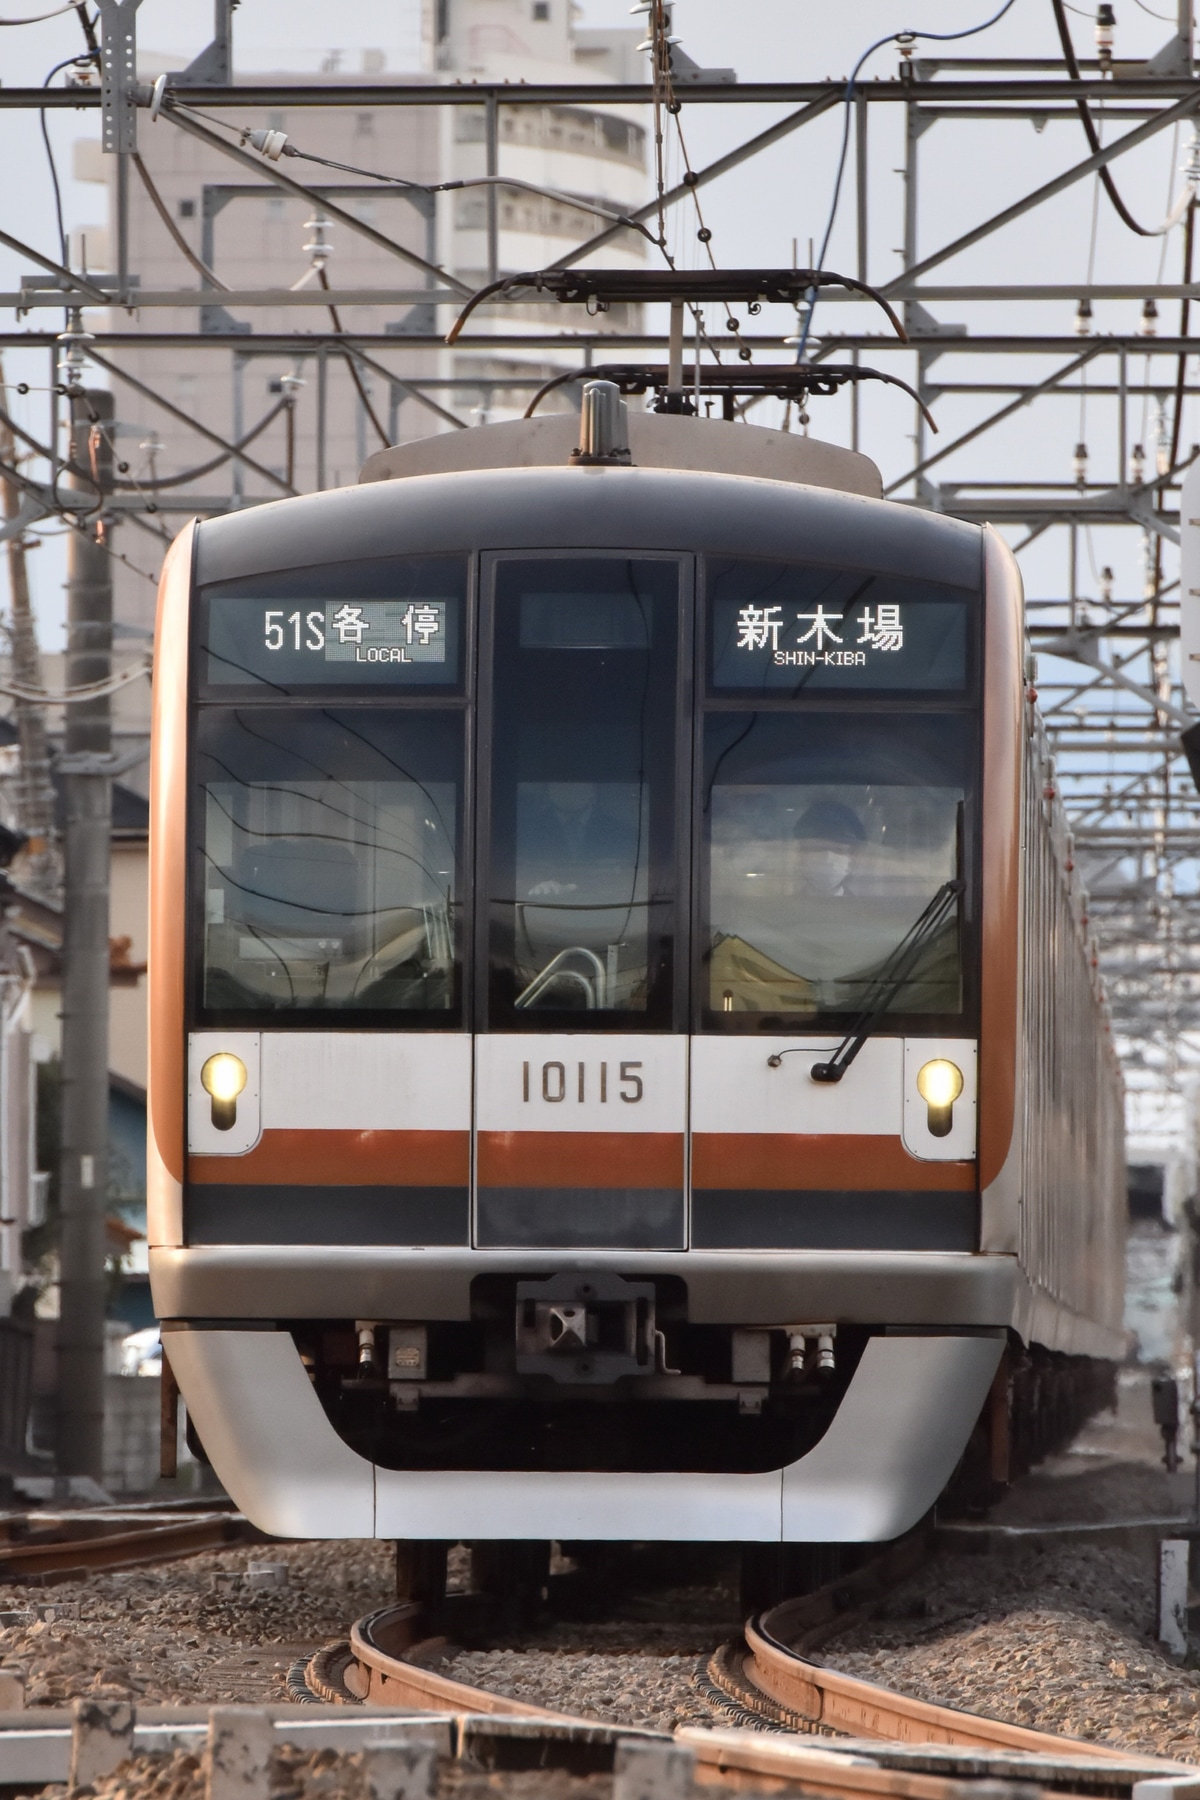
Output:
top-left (193, 708), bottom-right (463, 1023)
top-left (701, 558), bottom-right (977, 1031)
top-left (485, 557), bottom-right (680, 1029)
top-left (702, 713), bottom-right (969, 1024)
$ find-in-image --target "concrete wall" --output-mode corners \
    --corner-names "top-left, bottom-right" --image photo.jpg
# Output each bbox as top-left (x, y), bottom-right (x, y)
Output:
top-left (103, 1373), bottom-right (159, 1495)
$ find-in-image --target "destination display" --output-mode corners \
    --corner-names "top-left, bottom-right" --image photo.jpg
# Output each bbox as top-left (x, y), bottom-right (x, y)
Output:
top-left (202, 589), bottom-right (463, 690)
top-left (708, 563), bottom-right (972, 695)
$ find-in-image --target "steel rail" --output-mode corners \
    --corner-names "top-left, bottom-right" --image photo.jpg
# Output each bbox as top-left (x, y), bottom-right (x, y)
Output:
top-left (677, 1725), bottom-right (1191, 1800)
top-left (0, 1511), bottom-right (246, 1576)
top-left (335, 1568), bottom-right (1192, 1796)
top-left (329, 1598), bottom-right (1195, 1800)
top-left (343, 1602), bottom-right (583, 1717)
top-left (737, 1605), bottom-right (1170, 1762)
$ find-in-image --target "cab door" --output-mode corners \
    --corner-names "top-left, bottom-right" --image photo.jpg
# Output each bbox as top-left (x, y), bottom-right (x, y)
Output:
top-left (473, 552), bottom-right (691, 1250)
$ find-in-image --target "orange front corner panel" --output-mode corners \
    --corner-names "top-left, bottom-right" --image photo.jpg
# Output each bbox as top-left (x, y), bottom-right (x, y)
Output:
top-left (978, 528), bottom-right (1023, 1190)
top-left (148, 520), bottom-right (196, 1187)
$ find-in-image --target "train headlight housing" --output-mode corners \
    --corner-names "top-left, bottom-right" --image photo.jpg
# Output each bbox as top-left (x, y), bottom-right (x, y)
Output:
top-left (201, 1052), bottom-right (247, 1131)
top-left (916, 1058), bottom-right (963, 1138)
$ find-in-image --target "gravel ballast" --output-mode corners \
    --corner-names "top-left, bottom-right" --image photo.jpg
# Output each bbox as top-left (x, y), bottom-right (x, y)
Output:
top-left (827, 1537), bottom-right (1200, 1760)
top-left (0, 1539), bottom-right (396, 1707)
top-left (818, 1371), bottom-right (1200, 1762)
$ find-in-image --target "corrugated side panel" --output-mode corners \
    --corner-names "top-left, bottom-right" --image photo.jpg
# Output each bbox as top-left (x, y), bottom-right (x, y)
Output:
top-left (1018, 711), bottom-right (1126, 1341)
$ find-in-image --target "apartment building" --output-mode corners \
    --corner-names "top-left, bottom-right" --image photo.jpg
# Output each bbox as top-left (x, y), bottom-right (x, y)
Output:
top-left (71, 0), bottom-right (648, 651)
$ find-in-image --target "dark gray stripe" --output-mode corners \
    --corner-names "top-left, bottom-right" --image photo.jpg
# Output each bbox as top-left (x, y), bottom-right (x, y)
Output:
top-left (476, 1188), bottom-right (684, 1250)
top-left (186, 1186), bottom-right (469, 1246)
top-left (691, 1190), bottom-right (978, 1251)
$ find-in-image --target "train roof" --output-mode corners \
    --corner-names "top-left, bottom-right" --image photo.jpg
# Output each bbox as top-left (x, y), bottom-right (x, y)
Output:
top-left (359, 412), bottom-right (882, 497)
top-left (194, 417), bottom-right (982, 593)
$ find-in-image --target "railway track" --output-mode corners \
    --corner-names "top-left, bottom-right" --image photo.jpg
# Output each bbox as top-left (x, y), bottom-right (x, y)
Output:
top-left (292, 1546), bottom-right (1200, 1799)
top-left (0, 1506), bottom-right (248, 1578)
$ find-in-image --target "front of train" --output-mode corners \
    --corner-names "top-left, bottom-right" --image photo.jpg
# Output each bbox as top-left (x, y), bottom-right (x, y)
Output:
top-left (148, 403), bottom-right (1026, 1543)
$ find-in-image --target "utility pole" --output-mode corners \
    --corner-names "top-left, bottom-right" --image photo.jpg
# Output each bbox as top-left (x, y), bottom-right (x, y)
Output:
top-left (0, 354), bottom-right (60, 898)
top-left (55, 383), bottom-right (113, 1482)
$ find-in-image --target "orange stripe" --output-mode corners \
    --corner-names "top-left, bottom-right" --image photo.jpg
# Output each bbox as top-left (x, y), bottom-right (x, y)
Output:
top-left (691, 1134), bottom-right (976, 1192)
top-left (478, 1131), bottom-right (683, 1189)
top-left (189, 1128), bottom-right (469, 1187)
top-left (979, 527), bottom-right (1022, 1189)
top-left (148, 522), bottom-right (195, 1185)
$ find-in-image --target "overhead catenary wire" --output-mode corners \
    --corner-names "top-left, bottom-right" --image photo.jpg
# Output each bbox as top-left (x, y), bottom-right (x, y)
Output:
top-left (40, 52), bottom-right (97, 265)
top-left (0, 452), bottom-right (159, 587)
top-left (641, 2), bottom-right (733, 383)
top-left (112, 395), bottom-right (291, 489)
top-left (792, 0), bottom-right (1021, 363)
top-left (1050, 0), bottom-right (1195, 237)
top-left (131, 153), bottom-right (229, 291)
top-left (244, 106), bottom-right (729, 375)
top-left (161, 101), bottom-right (472, 297)
top-left (316, 265), bottom-right (389, 450)
top-left (83, 344), bottom-right (298, 496)
top-left (0, 657), bottom-right (151, 705)
top-left (239, 132), bottom-right (664, 253)
top-left (0, 388), bottom-right (294, 541)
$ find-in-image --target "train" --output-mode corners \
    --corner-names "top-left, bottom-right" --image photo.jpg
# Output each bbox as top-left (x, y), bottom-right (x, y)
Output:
top-left (147, 286), bottom-right (1127, 1576)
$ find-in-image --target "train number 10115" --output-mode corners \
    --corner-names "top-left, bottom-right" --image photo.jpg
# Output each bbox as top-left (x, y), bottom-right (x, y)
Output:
top-left (522, 1060), bottom-right (644, 1104)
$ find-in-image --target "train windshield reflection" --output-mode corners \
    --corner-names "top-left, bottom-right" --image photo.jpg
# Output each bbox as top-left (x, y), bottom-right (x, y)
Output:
top-left (702, 712), bottom-right (972, 1027)
top-left (194, 708), bottom-right (463, 1023)
top-left (487, 557), bottom-right (680, 1029)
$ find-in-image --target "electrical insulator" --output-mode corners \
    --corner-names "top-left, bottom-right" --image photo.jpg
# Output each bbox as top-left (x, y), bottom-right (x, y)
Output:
top-left (245, 126), bottom-right (289, 161)
top-left (1140, 297), bottom-right (1159, 336)
top-left (1095, 3), bottom-right (1116, 71)
top-left (1074, 297), bottom-right (1093, 336)
top-left (1073, 441), bottom-right (1089, 487)
top-left (302, 214), bottom-right (333, 270)
top-left (1155, 398), bottom-right (1171, 477)
top-left (1183, 125), bottom-right (1200, 197)
top-left (55, 311), bottom-right (93, 390)
top-left (1099, 565), bottom-right (1114, 602)
top-left (1129, 443), bottom-right (1145, 486)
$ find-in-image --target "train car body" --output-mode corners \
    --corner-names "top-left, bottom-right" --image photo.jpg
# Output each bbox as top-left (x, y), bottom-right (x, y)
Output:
top-left (147, 404), bottom-right (1126, 1542)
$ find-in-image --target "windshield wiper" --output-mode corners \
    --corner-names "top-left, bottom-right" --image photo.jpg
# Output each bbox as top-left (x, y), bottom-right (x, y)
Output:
top-left (767, 878), bottom-right (963, 1085)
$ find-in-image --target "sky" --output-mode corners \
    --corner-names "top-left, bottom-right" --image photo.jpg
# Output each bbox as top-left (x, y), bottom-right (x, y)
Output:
top-left (0, 0), bottom-right (1195, 647)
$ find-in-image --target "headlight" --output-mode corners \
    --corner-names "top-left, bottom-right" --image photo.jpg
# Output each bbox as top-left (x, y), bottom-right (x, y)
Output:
top-left (916, 1058), bottom-right (963, 1137)
top-left (200, 1052), bottom-right (247, 1130)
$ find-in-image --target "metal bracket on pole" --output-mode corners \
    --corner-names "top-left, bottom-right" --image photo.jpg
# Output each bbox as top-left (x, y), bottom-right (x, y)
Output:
top-left (1145, 0), bottom-right (1193, 78)
top-left (95, 0), bottom-right (144, 155)
top-left (173, 0), bottom-right (235, 87)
